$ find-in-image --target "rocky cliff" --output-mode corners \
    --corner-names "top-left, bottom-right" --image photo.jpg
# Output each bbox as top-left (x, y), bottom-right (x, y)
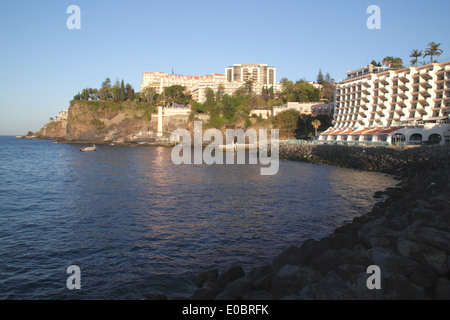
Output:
top-left (36, 101), bottom-right (182, 143)
top-left (35, 120), bottom-right (67, 140)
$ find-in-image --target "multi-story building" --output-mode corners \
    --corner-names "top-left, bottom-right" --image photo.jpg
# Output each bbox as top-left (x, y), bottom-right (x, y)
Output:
top-left (225, 63), bottom-right (277, 88)
top-left (190, 82), bottom-right (244, 103)
top-left (140, 71), bottom-right (227, 94)
top-left (320, 61), bottom-right (450, 145)
top-left (141, 63), bottom-right (281, 103)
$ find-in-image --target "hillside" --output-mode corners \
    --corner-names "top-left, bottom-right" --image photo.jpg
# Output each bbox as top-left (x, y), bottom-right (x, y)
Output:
top-left (36, 100), bottom-right (165, 143)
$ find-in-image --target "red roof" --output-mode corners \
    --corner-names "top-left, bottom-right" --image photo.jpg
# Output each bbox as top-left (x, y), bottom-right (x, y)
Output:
top-left (362, 128), bottom-right (383, 135)
top-left (350, 128), bottom-right (370, 135)
top-left (374, 127), bottom-right (402, 134)
top-left (341, 129), bottom-right (355, 134)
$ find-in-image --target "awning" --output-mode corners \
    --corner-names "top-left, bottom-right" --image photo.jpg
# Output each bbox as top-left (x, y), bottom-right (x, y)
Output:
top-left (350, 128), bottom-right (371, 135)
top-left (374, 127), bottom-right (403, 135)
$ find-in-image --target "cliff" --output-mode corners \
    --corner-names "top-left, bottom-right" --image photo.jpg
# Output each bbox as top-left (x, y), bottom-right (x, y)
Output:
top-left (35, 120), bottom-right (67, 140)
top-left (36, 100), bottom-right (173, 143)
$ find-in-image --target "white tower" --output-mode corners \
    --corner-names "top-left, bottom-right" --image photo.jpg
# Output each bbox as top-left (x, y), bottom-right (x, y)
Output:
top-left (157, 106), bottom-right (163, 137)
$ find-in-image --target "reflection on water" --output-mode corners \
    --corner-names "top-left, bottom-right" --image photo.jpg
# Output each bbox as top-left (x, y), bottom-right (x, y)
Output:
top-left (0, 137), bottom-right (396, 299)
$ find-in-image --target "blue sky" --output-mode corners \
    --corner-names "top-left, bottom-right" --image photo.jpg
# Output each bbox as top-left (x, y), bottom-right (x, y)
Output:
top-left (1, 0), bottom-right (449, 135)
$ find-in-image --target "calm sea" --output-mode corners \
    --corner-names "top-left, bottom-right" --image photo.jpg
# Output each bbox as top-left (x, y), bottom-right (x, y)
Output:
top-left (0, 136), bottom-right (395, 299)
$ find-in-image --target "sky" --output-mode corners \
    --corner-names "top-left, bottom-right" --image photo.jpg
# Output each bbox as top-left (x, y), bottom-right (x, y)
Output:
top-left (0, 0), bottom-right (449, 135)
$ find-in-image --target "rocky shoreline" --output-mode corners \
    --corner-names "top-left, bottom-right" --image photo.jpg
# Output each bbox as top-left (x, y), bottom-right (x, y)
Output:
top-left (180, 144), bottom-right (450, 300)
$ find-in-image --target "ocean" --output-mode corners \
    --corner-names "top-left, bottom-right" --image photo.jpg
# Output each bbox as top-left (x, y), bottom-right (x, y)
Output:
top-left (0, 136), bottom-right (396, 299)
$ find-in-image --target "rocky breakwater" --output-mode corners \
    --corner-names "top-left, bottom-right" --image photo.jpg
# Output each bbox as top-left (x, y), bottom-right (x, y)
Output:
top-left (188, 145), bottom-right (450, 300)
top-left (278, 143), bottom-right (447, 175)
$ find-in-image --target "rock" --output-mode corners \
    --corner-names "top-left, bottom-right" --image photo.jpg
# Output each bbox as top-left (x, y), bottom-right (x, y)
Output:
top-left (144, 293), bottom-right (168, 300)
top-left (383, 273), bottom-right (430, 300)
top-left (195, 268), bottom-right (219, 287)
top-left (272, 245), bottom-right (309, 272)
top-left (216, 266), bottom-right (245, 289)
top-left (345, 271), bottom-right (384, 300)
top-left (215, 278), bottom-right (252, 300)
top-left (397, 238), bottom-right (448, 276)
top-left (434, 277), bottom-right (450, 300)
top-left (309, 248), bottom-right (373, 275)
top-left (248, 264), bottom-right (272, 281)
top-left (270, 264), bottom-right (321, 299)
top-left (406, 227), bottom-right (450, 254)
top-left (192, 287), bottom-right (217, 300)
top-left (298, 271), bottom-right (355, 300)
top-left (242, 290), bottom-right (273, 300)
top-left (403, 261), bottom-right (437, 289)
top-left (252, 272), bottom-right (273, 291)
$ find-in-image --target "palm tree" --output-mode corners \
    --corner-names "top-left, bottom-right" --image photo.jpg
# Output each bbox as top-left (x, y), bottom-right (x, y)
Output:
top-left (423, 42), bottom-right (443, 63)
top-left (409, 49), bottom-right (423, 67)
top-left (311, 119), bottom-right (321, 137)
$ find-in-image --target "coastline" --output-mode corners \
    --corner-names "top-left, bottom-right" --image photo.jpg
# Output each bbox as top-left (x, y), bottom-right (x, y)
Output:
top-left (22, 137), bottom-right (450, 299)
top-left (177, 144), bottom-right (450, 300)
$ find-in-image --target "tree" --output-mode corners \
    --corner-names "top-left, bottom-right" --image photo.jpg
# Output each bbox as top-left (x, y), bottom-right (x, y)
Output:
top-left (216, 84), bottom-right (225, 101)
top-left (125, 83), bottom-right (135, 100)
top-left (382, 56), bottom-right (394, 69)
top-left (142, 87), bottom-right (157, 103)
top-left (409, 49), bottom-right (423, 67)
top-left (273, 109), bottom-right (300, 139)
top-left (244, 77), bottom-right (254, 94)
top-left (100, 77), bottom-right (112, 100)
top-left (311, 119), bottom-right (321, 137)
top-left (120, 80), bottom-right (126, 101)
top-left (164, 85), bottom-right (190, 105)
top-left (269, 86), bottom-right (275, 100)
top-left (382, 56), bottom-right (403, 70)
top-left (370, 60), bottom-right (381, 67)
top-left (317, 69), bottom-right (324, 84)
top-left (205, 88), bottom-right (215, 109)
top-left (424, 42), bottom-right (443, 63)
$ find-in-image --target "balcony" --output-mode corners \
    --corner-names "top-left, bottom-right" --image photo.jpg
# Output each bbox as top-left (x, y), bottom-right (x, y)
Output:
top-left (419, 81), bottom-right (432, 89)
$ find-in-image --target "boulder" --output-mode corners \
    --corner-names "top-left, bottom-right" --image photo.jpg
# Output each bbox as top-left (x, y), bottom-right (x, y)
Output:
top-left (195, 268), bottom-right (219, 287)
top-left (434, 277), bottom-right (450, 300)
top-left (270, 264), bottom-right (321, 299)
top-left (215, 278), bottom-right (252, 300)
top-left (298, 271), bottom-right (355, 300)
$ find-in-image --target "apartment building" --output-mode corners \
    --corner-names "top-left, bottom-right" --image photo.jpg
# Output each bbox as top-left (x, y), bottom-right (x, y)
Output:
top-left (141, 63), bottom-right (281, 103)
top-left (140, 71), bottom-right (227, 94)
top-left (190, 82), bottom-right (244, 103)
top-left (225, 63), bottom-right (277, 88)
top-left (320, 61), bottom-right (450, 145)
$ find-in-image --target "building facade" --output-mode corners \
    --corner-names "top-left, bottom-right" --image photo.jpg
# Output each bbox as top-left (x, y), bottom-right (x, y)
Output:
top-left (320, 61), bottom-right (450, 145)
top-left (141, 63), bottom-right (281, 103)
top-left (225, 63), bottom-right (277, 88)
top-left (140, 71), bottom-right (227, 94)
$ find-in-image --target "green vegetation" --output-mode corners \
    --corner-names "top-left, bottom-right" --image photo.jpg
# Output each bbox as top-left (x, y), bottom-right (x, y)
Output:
top-left (70, 75), bottom-right (333, 134)
top-left (382, 56), bottom-right (404, 70)
top-left (375, 42), bottom-right (444, 70)
top-left (423, 42), bottom-right (443, 64)
top-left (273, 110), bottom-right (331, 139)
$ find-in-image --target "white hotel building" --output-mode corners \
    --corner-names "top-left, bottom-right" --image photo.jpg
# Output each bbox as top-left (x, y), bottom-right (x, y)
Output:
top-left (320, 61), bottom-right (450, 145)
top-left (140, 63), bottom-right (281, 104)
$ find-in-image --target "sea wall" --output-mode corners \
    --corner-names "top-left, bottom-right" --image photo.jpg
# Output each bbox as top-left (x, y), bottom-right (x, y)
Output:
top-left (184, 145), bottom-right (450, 300)
top-left (278, 143), bottom-right (449, 175)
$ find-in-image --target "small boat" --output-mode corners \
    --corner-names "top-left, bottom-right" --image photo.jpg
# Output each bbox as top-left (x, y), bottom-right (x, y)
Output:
top-left (80, 145), bottom-right (98, 152)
